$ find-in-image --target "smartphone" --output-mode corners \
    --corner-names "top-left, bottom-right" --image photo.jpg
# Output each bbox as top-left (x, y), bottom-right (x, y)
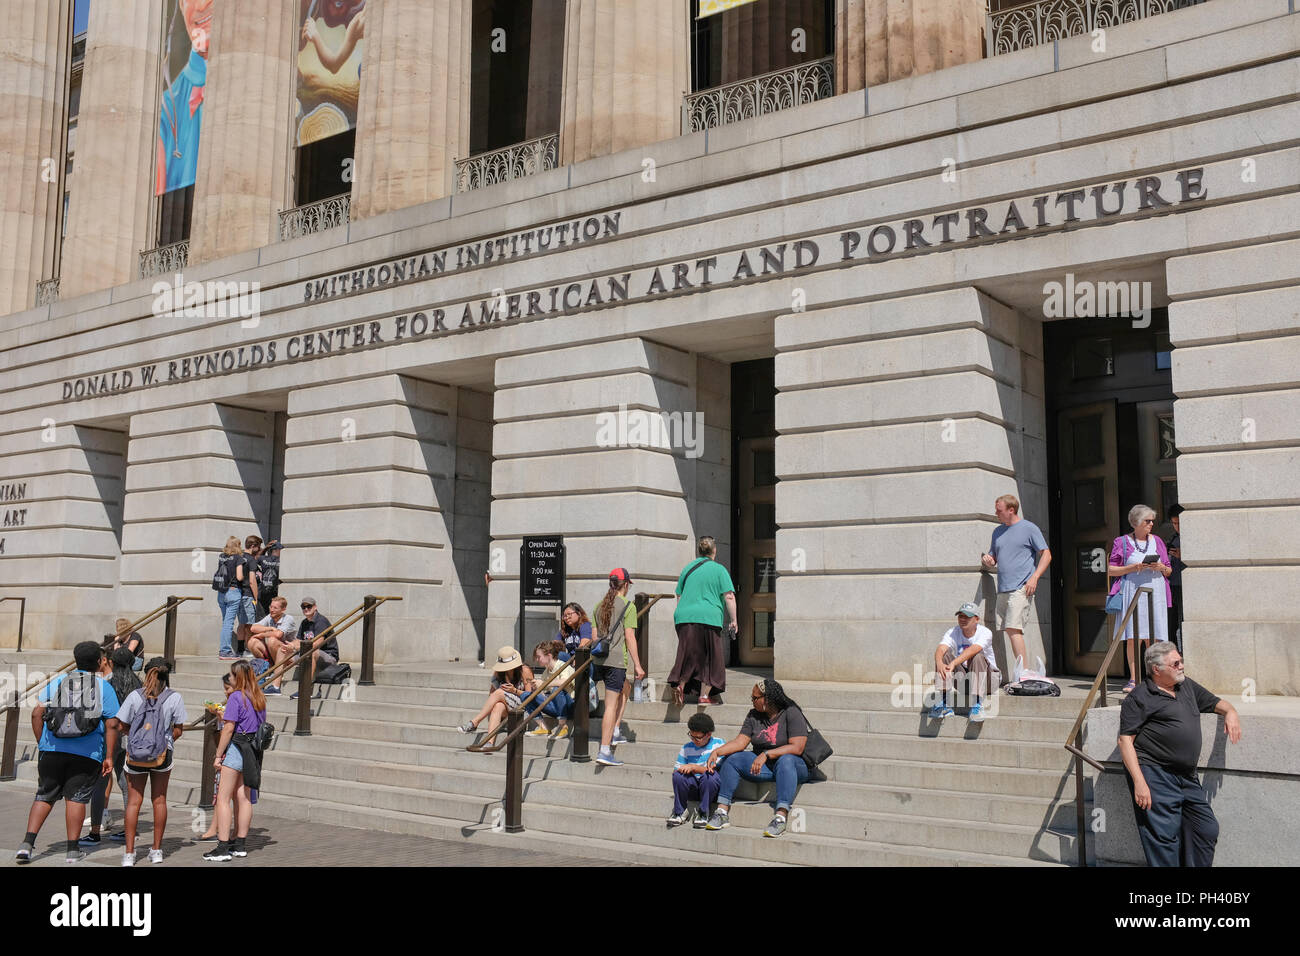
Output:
top-left (1142, 554), bottom-right (1160, 564)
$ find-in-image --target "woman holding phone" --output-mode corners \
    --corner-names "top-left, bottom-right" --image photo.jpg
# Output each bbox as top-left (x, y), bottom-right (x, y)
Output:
top-left (456, 647), bottom-right (536, 738)
top-left (1108, 503), bottom-right (1173, 693)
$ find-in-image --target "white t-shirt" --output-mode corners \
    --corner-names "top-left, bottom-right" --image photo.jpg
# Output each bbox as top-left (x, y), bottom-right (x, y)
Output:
top-left (255, 612), bottom-right (296, 639)
top-left (940, 624), bottom-right (999, 674)
top-left (117, 688), bottom-right (189, 753)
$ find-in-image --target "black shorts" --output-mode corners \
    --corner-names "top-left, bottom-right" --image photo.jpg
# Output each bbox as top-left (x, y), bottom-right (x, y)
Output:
top-left (124, 750), bottom-right (175, 776)
top-left (594, 665), bottom-right (627, 693)
top-left (35, 751), bottom-right (102, 805)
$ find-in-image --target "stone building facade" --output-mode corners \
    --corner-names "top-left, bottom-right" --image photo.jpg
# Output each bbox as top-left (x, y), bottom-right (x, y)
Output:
top-left (1, 0), bottom-right (1298, 707)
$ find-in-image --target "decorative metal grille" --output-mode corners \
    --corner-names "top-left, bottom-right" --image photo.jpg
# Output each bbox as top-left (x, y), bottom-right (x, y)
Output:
top-left (455, 133), bottom-right (560, 193)
top-left (987, 0), bottom-right (1206, 56)
top-left (138, 239), bottom-right (189, 280)
top-left (279, 192), bottom-right (351, 241)
top-left (683, 55), bottom-right (834, 134)
top-left (35, 278), bottom-right (60, 306)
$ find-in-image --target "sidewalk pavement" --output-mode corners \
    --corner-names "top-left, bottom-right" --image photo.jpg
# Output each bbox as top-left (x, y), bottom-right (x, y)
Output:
top-left (0, 784), bottom-right (639, 867)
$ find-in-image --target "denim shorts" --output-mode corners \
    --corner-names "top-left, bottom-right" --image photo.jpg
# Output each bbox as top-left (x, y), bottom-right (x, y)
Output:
top-left (594, 665), bottom-right (627, 693)
top-left (222, 746), bottom-right (244, 773)
top-left (236, 594), bottom-right (258, 625)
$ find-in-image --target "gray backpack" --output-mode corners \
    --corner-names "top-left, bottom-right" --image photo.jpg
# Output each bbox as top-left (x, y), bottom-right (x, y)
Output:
top-left (125, 689), bottom-right (175, 767)
top-left (44, 672), bottom-right (103, 738)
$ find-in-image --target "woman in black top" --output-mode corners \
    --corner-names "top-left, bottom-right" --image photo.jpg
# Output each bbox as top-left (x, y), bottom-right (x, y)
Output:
top-left (704, 678), bottom-right (811, 838)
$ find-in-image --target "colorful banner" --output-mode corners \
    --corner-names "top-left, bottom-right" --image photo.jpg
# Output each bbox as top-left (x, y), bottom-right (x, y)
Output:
top-left (296, 0), bottom-right (366, 146)
top-left (698, 0), bottom-right (760, 18)
top-left (156, 0), bottom-right (212, 196)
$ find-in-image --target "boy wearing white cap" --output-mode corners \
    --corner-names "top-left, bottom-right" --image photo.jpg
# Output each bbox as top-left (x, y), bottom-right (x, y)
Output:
top-left (930, 603), bottom-right (1000, 723)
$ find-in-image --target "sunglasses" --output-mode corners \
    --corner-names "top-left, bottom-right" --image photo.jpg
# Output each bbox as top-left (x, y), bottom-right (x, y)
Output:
top-left (301, 604), bottom-right (314, 609)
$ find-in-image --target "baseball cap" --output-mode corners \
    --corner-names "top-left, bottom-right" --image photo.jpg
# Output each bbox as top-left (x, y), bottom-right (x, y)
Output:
top-left (300, 596), bottom-right (317, 608)
top-left (608, 567), bottom-right (632, 585)
top-left (955, 602), bottom-right (980, 618)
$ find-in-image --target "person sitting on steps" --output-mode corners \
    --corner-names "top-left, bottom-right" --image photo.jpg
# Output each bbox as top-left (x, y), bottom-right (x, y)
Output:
top-left (458, 646), bottom-right (536, 740)
top-left (526, 640), bottom-right (575, 739)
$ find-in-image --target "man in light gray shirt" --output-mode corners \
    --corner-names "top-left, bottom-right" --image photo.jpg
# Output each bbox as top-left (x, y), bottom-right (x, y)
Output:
top-left (980, 493), bottom-right (1051, 678)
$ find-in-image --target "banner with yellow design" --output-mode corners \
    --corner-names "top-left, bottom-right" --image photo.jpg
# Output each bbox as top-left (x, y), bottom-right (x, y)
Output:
top-left (698, 0), bottom-right (760, 19)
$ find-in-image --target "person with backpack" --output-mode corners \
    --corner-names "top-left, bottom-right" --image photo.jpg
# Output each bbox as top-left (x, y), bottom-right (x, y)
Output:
top-left (204, 660), bottom-right (268, 862)
top-left (592, 569), bottom-right (643, 767)
top-left (256, 539), bottom-right (282, 617)
top-left (668, 537), bottom-right (738, 707)
top-left (82, 646), bottom-right (141, 847)
top-left (15, 641), bottom-right (121, 865)
top-left (215, 535), bottom-right (255, 661)
top-left (115, 658), bottom-right (187, 865)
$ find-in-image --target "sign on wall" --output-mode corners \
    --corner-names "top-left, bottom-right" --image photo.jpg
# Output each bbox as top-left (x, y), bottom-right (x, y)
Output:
top-left (521, 536), bottom-right (565, 601)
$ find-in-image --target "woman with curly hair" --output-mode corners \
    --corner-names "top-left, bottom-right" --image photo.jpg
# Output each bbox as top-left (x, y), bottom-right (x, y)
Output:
top-left (704, 678), bottom-right (812, 838)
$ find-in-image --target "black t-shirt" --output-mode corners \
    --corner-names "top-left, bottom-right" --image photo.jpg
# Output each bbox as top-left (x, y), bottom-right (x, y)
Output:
top-left (1119, 677), bottom-right (1221, 774)
top-left (112, 631), bottom-right (144, 661)
top-left (300, 613), bottom-right (338, 659)
top-left (236, 554), bottom-right (259, 596)
top-left (740, 705), bottom-right (811, 755)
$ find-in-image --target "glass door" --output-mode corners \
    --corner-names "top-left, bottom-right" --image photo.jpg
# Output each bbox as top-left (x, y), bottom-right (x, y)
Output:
top-left (737, 437), bottom-right (775, 667)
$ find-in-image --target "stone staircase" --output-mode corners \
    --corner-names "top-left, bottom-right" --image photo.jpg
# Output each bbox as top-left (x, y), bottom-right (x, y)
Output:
top-left (0, 649), bottom-right (1099, 866)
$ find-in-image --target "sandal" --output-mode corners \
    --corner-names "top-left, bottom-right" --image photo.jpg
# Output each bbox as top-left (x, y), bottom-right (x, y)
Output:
top-left (1122, 680), bottom-right (1136, 693)
top-left (672, 685), bottom-right (685, 707)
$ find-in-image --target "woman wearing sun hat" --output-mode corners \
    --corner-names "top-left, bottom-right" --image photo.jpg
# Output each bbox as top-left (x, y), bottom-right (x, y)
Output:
top-left (457, 646), bottom-right (537, 738)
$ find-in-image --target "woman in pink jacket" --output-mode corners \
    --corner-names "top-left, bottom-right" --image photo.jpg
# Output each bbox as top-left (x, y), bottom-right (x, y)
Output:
top-left (1108, 503), bottom-right (1173, 692)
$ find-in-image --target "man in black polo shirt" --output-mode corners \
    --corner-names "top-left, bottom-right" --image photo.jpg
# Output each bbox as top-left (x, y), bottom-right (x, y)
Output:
top-left (1118, 640), bottom-right (1242, 866)
top-left (290, 597), bottom-right (337, 701)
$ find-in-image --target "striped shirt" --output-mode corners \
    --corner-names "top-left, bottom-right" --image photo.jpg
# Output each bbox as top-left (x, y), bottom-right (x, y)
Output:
top-left (674, 735), bottom-right (725, 771)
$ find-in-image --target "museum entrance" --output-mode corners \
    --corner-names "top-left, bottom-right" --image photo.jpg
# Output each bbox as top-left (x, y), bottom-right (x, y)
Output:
top-left (732, 358), bottom-right (776, 667)
top-left (1045, 311), bottom-right (1177, 677)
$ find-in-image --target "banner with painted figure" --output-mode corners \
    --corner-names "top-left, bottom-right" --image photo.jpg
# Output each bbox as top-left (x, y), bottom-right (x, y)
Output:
top-left (698, 0), bottom-right (759, 17)
top-left (156, 0), bottom-right (212, 196)
top-left (297, 0), bottom-right (366, 146)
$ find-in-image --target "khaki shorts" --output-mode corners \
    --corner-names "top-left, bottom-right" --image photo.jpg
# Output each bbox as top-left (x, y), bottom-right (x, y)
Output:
top-left (996, 585), bottom-right (1032, 632)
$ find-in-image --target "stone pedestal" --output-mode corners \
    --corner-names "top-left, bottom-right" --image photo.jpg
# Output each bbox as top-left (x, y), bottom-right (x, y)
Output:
top-left (188, 1), bottom-right (296, 265)
top-left (0, 0), bottom-right (71, 315)
top-left (1167, 237), bottom-right (1300, 696)
top-left (836, 0), bottom-right (986, 92)
top-left (278, 375), bottom-right (490, 664)
top-left (60, 0), bottom-right (161, 298)
top-left (490, 338), bottom-right (730, 671)
top-left (559, 0), bottom-right (689, 164)
top-left (773, 288), bottom-right (1048, 682)
top-left (0, 423), bottom-right (126, 651)
top-left (118, 404), bottom-right (274, 656)
top-left (350, 0), bottom-right (471, 219)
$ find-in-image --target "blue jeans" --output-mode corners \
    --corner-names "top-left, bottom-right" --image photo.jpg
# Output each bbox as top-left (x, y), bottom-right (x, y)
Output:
top-left (1127, 763), bottom-right (1219, 867)
top-left (217, 587), bottom-right (249, 657)
top-left (717, 751), bottom-right (809, 813)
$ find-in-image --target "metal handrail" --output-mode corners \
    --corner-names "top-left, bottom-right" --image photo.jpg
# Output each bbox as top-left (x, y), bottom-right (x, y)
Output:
top-left (0, 597), bottom-right (26, 651)
top-left (468, 594), bottom-right (673, 754)
top-left (1063, 585), bottom-right (1156, 867)
top-left (254, 596), bottom-right (401, 690)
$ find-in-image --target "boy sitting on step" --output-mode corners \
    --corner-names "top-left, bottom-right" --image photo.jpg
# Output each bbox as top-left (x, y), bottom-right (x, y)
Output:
top-left (667, 713), bottom-right (724, 828)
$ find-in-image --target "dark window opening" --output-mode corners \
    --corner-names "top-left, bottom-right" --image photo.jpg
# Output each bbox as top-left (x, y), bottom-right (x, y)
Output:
top-left (157, 184), bottom-right (193, 246)
top-left (294, 127), bottom-right (355, 207)
top-left (469, 0), bottom-right (563, 155)
top-left (690, 0), bottom-right (835, 91)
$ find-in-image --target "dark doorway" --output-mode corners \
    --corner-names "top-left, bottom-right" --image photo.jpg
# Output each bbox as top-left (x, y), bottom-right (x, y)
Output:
top-left (1045, 311), bottom-right (1177, 677)
top-left (294, 128), bottom-right (355, 207)
top-left (731, 358), bottom-right (776, 668)
top-left (469, 0), bottom-right (563, 154)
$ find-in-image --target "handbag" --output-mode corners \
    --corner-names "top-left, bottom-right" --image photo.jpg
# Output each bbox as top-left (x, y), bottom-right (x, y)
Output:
top-left (1105, 535), bottom-right (1131, 615)
top-left (795, 706), bottom-right (833, 771)
top-left (590, 597), bottom-right (631, 661)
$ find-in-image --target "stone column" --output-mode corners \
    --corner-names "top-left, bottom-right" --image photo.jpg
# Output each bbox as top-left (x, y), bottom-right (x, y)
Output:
top-left (774, 288), bottom-right (1047, 682)
top-left (1167, 238), bottom-right (1300, 696)
top-left (0, 0), bottom-right (71, 315)
top-left (60, 0), bottom-right (161, 299)
top-left (118, 404), bottom-right (274, 655)
top-left (0, 422), bottom-right (126, 650)
top-left (188, 1), bottom-right (296, 265)
top-left (490, 339), bottom-right (730, 671)
top-left (278, 375), bottom-right (487, 664)
top-left (559, 0), bottom-right (689, 165)
top-left (350, 0), bottom-right (471, 220)
top-left (836, 0), bottom-right (985, 93)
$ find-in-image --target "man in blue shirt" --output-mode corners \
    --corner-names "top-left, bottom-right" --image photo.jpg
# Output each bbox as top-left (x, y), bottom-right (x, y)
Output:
top-left (980, 493), bottom-right (1051, 679)
top-left (15, 642), bottom-right (121, 865)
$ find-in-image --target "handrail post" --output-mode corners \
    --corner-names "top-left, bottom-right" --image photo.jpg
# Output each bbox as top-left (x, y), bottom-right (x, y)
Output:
top-left (199, 714), bottom-right (218, 811)
top-left (504, 708), bottom-right (524, 832)
top-left (359, 594), bottom-right (377, 686)
top-left (1, 693), bottom-right (19, 781)
top-left (571, 647), bottom-right (591, 763)
top-left (294, 639), bottom-right (316, 736)
top-left (1075, 753), bottom-right (1088, 867)
top-left (164, 595), bottom-right (179, 669)
top-left (634, 592), bottom-right (649, 697)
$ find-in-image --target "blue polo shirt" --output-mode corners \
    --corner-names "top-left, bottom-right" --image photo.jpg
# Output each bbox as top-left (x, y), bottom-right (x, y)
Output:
top-left (158, 48), bottom-right (206, 193)
top-left (38, 672), bottom-right (120, 763)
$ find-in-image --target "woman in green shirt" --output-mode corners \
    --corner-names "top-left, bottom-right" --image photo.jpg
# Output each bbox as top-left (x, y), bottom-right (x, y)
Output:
top-left (669, 537), bottom-right (738, 707)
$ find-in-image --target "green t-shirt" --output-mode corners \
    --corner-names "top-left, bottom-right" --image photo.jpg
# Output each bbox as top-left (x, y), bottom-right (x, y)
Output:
top-left (600, 597), bottom-right (638, 670)
top-left (673, 558), bottom-right (736, 628)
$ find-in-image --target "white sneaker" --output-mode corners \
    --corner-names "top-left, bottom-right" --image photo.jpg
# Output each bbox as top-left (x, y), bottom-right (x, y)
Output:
top-left (148, 848), bottom-right (164, 864)
top-left (122, 851), bottom-right (135, 867)
top-left (666, 810), bottom-right (690, 827)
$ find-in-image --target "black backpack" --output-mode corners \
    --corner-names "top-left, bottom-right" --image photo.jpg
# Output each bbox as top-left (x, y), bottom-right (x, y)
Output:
top-left (259, 553), bottom-right (280, 592)
top-left (211, 554), bottom-right (234, 592)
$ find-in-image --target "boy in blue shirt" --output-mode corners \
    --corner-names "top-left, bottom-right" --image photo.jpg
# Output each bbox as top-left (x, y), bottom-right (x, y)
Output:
top-left (15, 641), bottom-right (121, 864)
top-left (668, 713), bottom-right (725, 828)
